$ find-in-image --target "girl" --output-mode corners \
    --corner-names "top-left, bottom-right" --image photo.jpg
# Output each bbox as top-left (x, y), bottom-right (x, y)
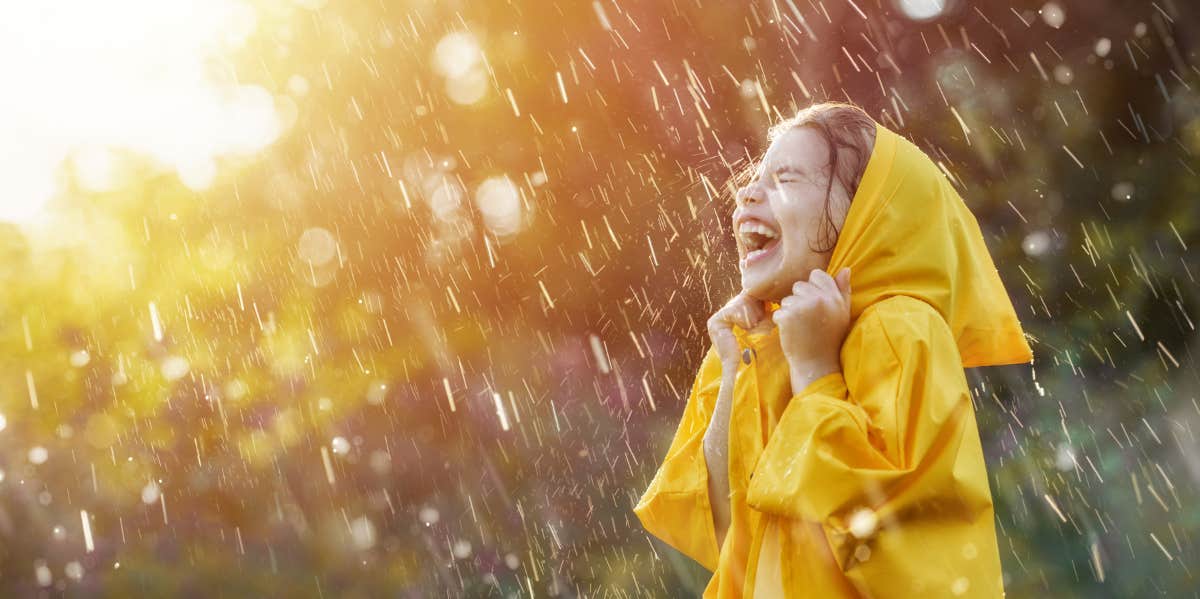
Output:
top-left (633, 102), bottom-right (1033, 598)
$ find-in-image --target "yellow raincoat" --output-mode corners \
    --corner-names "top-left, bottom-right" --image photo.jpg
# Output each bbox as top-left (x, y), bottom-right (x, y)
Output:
top-left (633, 120), bottom-right (1034, 597)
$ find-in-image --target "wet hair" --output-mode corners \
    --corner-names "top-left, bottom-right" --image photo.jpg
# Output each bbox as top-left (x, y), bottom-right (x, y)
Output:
top-left (732, 101), bottom-right (877, 254)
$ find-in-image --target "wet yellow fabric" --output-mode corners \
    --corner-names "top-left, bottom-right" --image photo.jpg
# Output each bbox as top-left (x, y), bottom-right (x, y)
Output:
top-left (633, 120), bottom-right (1034, 597)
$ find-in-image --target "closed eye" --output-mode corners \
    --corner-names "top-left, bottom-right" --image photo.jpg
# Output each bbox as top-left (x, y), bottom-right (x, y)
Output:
top-left (771, 167), bottom-right (806, 184)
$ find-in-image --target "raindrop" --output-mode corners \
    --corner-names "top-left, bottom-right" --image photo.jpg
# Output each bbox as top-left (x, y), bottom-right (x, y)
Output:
top-left (1022, 230), bottom-right (1052, 257)
top-left (142, 481), bottom-right (160, 504)
top-left (951, 577), bottom-right (970, 595)
top-left (848, 508), bottom-right (878, 539)
top-left (369, 450), bottom-right (391, 474)
top-left (427, 177), bottom-right (465, 222)
top-left (419, 506), bottom-right (440, 525)
top-left (433, 32), bottom-right (482, 79)
top-left (896, 0), bottom-right (947, 21)
top-left (445, 69), bottom-right (488, 105)
top-left (366, 381), bottom-right (388, 405)
top-left (1111, 181), bottom-right (1134, 202)
top-left (224, 379), bottom-right (249, 401)
top-left (739, 79), bottom-right (757, 99)
top-left (350, 516), bottom-right (377, 550)
top-left (161, 356), bottom-right (190, 381)
top-left (1055, 444), bottom-right (1076, 471)
top-left (1052, 64), bottom-right (1073, 85)
top-left (475, 176), bottom-right (523, 236)
top-left (298, 227), bottom-right (338, 265)
top-left (1040, 3), bottom-right (1065, 28)
top-left (64, 561), bottom-right (84, 581)
top-left (35, 561), bottom-right (52, 587)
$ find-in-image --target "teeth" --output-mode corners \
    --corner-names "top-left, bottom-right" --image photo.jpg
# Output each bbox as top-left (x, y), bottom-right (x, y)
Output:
top-left (738, 222), bottom-right (779, 238)
top-left (734, 220), bottom-right (782, 250)
top-left (738, 221), bottom-right (779, 253)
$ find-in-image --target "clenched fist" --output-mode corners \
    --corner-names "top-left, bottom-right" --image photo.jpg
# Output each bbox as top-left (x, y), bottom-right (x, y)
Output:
top-left (708, 292), bottom-right (771, 368)
top-left (772, 267), bottom-right (852, 394)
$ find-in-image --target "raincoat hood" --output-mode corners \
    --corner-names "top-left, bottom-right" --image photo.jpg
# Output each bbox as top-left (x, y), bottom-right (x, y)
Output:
top-left (817, 120), bottom-right (1033, 368)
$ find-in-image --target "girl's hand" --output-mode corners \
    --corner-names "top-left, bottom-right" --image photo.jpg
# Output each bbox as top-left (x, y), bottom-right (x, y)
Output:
top-left (708, 292), bottom-right (770, 367)
top-left (773, 267), bottom-right (852, 382)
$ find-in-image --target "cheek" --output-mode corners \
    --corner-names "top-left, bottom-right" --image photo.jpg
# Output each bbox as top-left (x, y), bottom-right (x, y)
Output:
top-left (773, 197), bottom-right (822, 251)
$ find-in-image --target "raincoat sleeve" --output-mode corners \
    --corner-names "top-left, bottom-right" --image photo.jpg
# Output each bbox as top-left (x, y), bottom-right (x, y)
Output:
top-left (632, 345), bottom-right (725, 572)
top-left (745, 296), bottom-right (1002, 594)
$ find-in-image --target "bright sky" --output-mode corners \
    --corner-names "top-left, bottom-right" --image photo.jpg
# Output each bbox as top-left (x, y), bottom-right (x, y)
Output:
top-left (0, 0), bottom-right (282, 224)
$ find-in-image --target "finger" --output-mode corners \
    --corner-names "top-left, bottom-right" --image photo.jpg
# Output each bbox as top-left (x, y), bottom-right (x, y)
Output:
top-left (808, 268), bottom-right (838, 298)
top-left (730, 291), bottom-right (761, 311)
top-left (726, 303), bottom-right (761, 330)
top-left (722, 294), bottom-right (750, 315)
top-left (779, 293), bottom-right (816, 310)
top-left (819, 269), bottom-right (847, 307)
top-left (734, 295), bottom-right (766, 324)
top-left (727, 305), bottom-right (751, 330)
top-left (791, 279), bottom-right (815, 296)
top-left (836, 267), bottom-right (852, 303)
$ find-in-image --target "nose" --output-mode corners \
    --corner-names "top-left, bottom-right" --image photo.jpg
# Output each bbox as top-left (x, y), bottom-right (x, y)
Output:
top-left (736, 180), bottom-right (765, 207)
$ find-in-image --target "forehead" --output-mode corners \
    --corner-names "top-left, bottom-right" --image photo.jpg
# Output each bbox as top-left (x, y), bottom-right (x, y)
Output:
top-left (758, 126), bottom-right (828, 173)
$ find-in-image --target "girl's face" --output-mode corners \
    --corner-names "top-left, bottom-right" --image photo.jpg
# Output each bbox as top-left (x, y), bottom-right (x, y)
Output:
top-left (733, 126), bottom-right (850, 302)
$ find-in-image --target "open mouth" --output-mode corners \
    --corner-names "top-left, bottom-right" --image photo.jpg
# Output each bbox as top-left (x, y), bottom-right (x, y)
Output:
top-left (739, 220), bottom-right (780, 266)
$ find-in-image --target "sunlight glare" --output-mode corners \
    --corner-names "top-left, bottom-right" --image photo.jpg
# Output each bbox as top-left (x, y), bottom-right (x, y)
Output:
top-left (0, 0), bottom-right (282, 223)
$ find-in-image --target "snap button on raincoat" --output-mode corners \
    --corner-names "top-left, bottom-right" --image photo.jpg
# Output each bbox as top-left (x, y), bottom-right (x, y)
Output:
top-left (633, 120), bottom-right (1034, 598)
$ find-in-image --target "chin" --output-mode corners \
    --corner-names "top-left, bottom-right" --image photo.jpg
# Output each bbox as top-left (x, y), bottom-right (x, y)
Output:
top-left (740, 273), bottom-right (786, 302)
top-left (740, 246), bottom-right (793, 301)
